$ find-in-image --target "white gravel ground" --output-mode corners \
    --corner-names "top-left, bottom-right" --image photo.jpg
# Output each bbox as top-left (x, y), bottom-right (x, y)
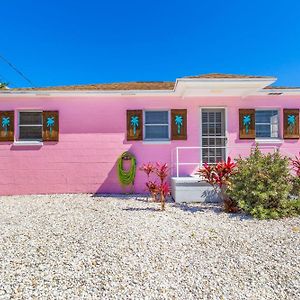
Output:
top-left (0, 194), bottom-right (299, 300)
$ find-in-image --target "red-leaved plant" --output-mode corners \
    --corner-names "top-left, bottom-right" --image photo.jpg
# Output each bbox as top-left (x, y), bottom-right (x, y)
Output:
top-left (197, 157), bottom-right (238, 212)
top-left (140, 162), bottom-right (170, 210)
top-left (291, 152), bottom-right (300, 177)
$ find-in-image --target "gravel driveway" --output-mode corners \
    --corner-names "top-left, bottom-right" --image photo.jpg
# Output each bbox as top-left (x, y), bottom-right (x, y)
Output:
top-left (0, 194), bottom-right (299, 300)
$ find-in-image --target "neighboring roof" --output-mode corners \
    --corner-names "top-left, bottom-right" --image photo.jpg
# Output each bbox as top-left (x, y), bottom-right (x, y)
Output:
top-left (11, 81), bottom-right (175, 91)
top-left (184, 73), bottom-right (274, 79)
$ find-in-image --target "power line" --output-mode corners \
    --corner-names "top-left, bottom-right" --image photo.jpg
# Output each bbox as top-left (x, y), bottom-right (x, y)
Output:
top-left (0, 53), bottom-right (33, 86)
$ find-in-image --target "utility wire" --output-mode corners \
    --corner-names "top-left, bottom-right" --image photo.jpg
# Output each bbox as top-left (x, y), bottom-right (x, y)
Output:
top-left (0, 53), bottom-right (33, 86)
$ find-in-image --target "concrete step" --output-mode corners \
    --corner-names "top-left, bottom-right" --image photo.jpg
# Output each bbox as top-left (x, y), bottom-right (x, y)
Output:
top-left (171, 177), bottom-right (221, 203)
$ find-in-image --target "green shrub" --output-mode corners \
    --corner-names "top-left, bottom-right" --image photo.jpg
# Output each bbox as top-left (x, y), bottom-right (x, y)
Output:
top-left (291, 176), bottom-right (300, 198)
top-left (227, 147), bottom-right (300, 219)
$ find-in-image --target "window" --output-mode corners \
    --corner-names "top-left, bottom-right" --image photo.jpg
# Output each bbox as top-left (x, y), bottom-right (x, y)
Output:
top-left (144, 111), bottom-right (170, 140)
top-left (255, 110), bottom-right (279, 138)
top-left (18, 111), bottom-right (43, 141)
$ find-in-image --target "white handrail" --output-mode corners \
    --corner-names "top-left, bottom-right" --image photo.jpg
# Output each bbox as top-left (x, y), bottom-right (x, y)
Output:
top-left (173, 145), bottom-right (293, 177)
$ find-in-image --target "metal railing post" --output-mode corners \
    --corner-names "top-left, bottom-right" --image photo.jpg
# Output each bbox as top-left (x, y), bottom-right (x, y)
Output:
top-left (176, 147), bottom-right (179, 178)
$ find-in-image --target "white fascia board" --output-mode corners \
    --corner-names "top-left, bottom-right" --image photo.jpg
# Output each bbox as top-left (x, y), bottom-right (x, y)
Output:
top-left (174, 77), bottom-right (277, 97)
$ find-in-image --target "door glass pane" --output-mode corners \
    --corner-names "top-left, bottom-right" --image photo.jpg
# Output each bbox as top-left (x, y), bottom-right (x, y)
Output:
top-left (202, 123), bottom-right (208, 135)
top-left (215, 112), bottom-right (221, 122)
top-left (209, 124), bottom-right (215, 135)
top-left (208, 112), bottom-right (215, 123)
top-left (202, 112), bottom-right (208, 123)
top-left (215, 123), bottom-right (222, 135)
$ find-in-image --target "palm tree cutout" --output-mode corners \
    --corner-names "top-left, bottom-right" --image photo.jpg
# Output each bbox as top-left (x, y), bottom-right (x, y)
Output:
top-left (288, 114), bottom-right (296, 133)
top-left (243, 115), bottom-right (251, 134)
top-left (175, 115), bottom-right (183, 134)
top-left (130, 116), bottom-right (139, 136)
top-left (2, 116), bottom-right (10, 137)
top-left (47, 116), bottom-right (55, 137)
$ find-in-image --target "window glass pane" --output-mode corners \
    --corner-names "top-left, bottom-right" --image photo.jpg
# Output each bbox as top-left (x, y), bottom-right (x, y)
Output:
top-left (19, 126), bottom-right (42, 140)
top-left (255, 110), bottom-right (279, 138)
top-left (271, 123), bottom-right (279, 138)
top-left (255, 110), bottom-right (278, 124)
top-left (145, 111), bottom-right (168, 124)
top-left (256, 124), bottom-right (271, 137)
top-left (19, 112), bottom-right (42, 125)
top-left (145, 125), bottom-right (169, 139)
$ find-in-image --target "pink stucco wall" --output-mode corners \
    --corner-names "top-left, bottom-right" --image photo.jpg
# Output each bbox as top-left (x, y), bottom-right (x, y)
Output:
top-left (0, 94), bottom-right (299, 195)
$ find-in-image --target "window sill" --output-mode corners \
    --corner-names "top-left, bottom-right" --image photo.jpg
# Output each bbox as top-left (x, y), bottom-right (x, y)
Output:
top-left (13, 141), bottom-right (44, 146)
top-left (142, 140), bottom-right (171, 145)
top-left (255, 138), bottom-right (283, 144)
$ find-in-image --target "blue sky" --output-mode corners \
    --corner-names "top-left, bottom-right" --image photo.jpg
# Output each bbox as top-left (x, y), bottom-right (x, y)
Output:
top-left (1, 0), bottom-right (300, 88)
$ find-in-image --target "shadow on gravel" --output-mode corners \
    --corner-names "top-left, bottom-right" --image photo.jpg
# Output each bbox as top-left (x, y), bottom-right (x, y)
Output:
top-left (174, 204), bottom-right (205, 213)
top-left (91, 194), bottom-right (149, 202)
top-left (173, 203), bottom-right (223, 214)
top-left (122, 207), bottom-right (160, 212)
top-left (227, 213), bottom-right (253, 221)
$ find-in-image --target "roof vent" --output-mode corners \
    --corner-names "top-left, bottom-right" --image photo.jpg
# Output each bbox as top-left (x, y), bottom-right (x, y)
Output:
top-left (268, 92), bottom-right (283, 96)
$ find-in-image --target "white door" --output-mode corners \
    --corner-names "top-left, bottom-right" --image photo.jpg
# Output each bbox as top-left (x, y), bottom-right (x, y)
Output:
top-left (201, 108), bottom-right (227, 164)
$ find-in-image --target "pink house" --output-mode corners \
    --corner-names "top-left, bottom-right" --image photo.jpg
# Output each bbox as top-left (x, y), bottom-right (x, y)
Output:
top-left (0, 73), bottom-right (299, 197)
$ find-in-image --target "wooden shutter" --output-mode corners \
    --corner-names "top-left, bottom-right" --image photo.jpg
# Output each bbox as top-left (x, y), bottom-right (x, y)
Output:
top-left (0, 111), bottom-right (14, 142)
top-left (239, 109), bottom-right (255, 139)
top-left (43, 111), bottom-right (59, 141)
top-left (283, 109), bottom-right (299, 139)
top-left (171, 109), bottom-right (187, 140)
top-left (127, 110), bottom-right (143, 140)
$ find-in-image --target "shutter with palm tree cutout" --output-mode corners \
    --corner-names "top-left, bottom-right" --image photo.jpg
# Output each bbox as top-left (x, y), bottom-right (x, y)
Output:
top-left (239, 109), bottom-right (255, 139)
top-left (127, 110), bottom-right (143, 140)
top-left (0, 111), bottom-right (14, 142)
top-left (43, 111), bottom-right (59, 141)
top-left (283, 109), bottom-right (299, 139)
top-left (171, 109), bottom-right (187, 140)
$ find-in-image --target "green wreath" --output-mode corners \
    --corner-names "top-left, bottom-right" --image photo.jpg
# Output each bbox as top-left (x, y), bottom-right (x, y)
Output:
top-left (117, 152), bottom-right (136, 186)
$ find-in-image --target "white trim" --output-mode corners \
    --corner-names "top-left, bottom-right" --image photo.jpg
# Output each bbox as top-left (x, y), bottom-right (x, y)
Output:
top-left (13, 141), bottom-right (43, 146)
top-left (142, 141), bottom-right (171, 145)
top-left (255, 139), bottom-right (283, 144)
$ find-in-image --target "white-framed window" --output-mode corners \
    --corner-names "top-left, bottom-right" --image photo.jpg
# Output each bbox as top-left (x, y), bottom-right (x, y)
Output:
top-left (18, 111), bottom-right (43, 141)
top-left (143, 110), bottom-right (170, 140)
top-left (255, 109), bottom-right (279, 138)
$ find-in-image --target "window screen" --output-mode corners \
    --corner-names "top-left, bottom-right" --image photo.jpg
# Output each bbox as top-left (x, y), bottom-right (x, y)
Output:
top-left (144, 111), bottom-right (169, 140)
top-left (19, 112), bottom-right (43, 141)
